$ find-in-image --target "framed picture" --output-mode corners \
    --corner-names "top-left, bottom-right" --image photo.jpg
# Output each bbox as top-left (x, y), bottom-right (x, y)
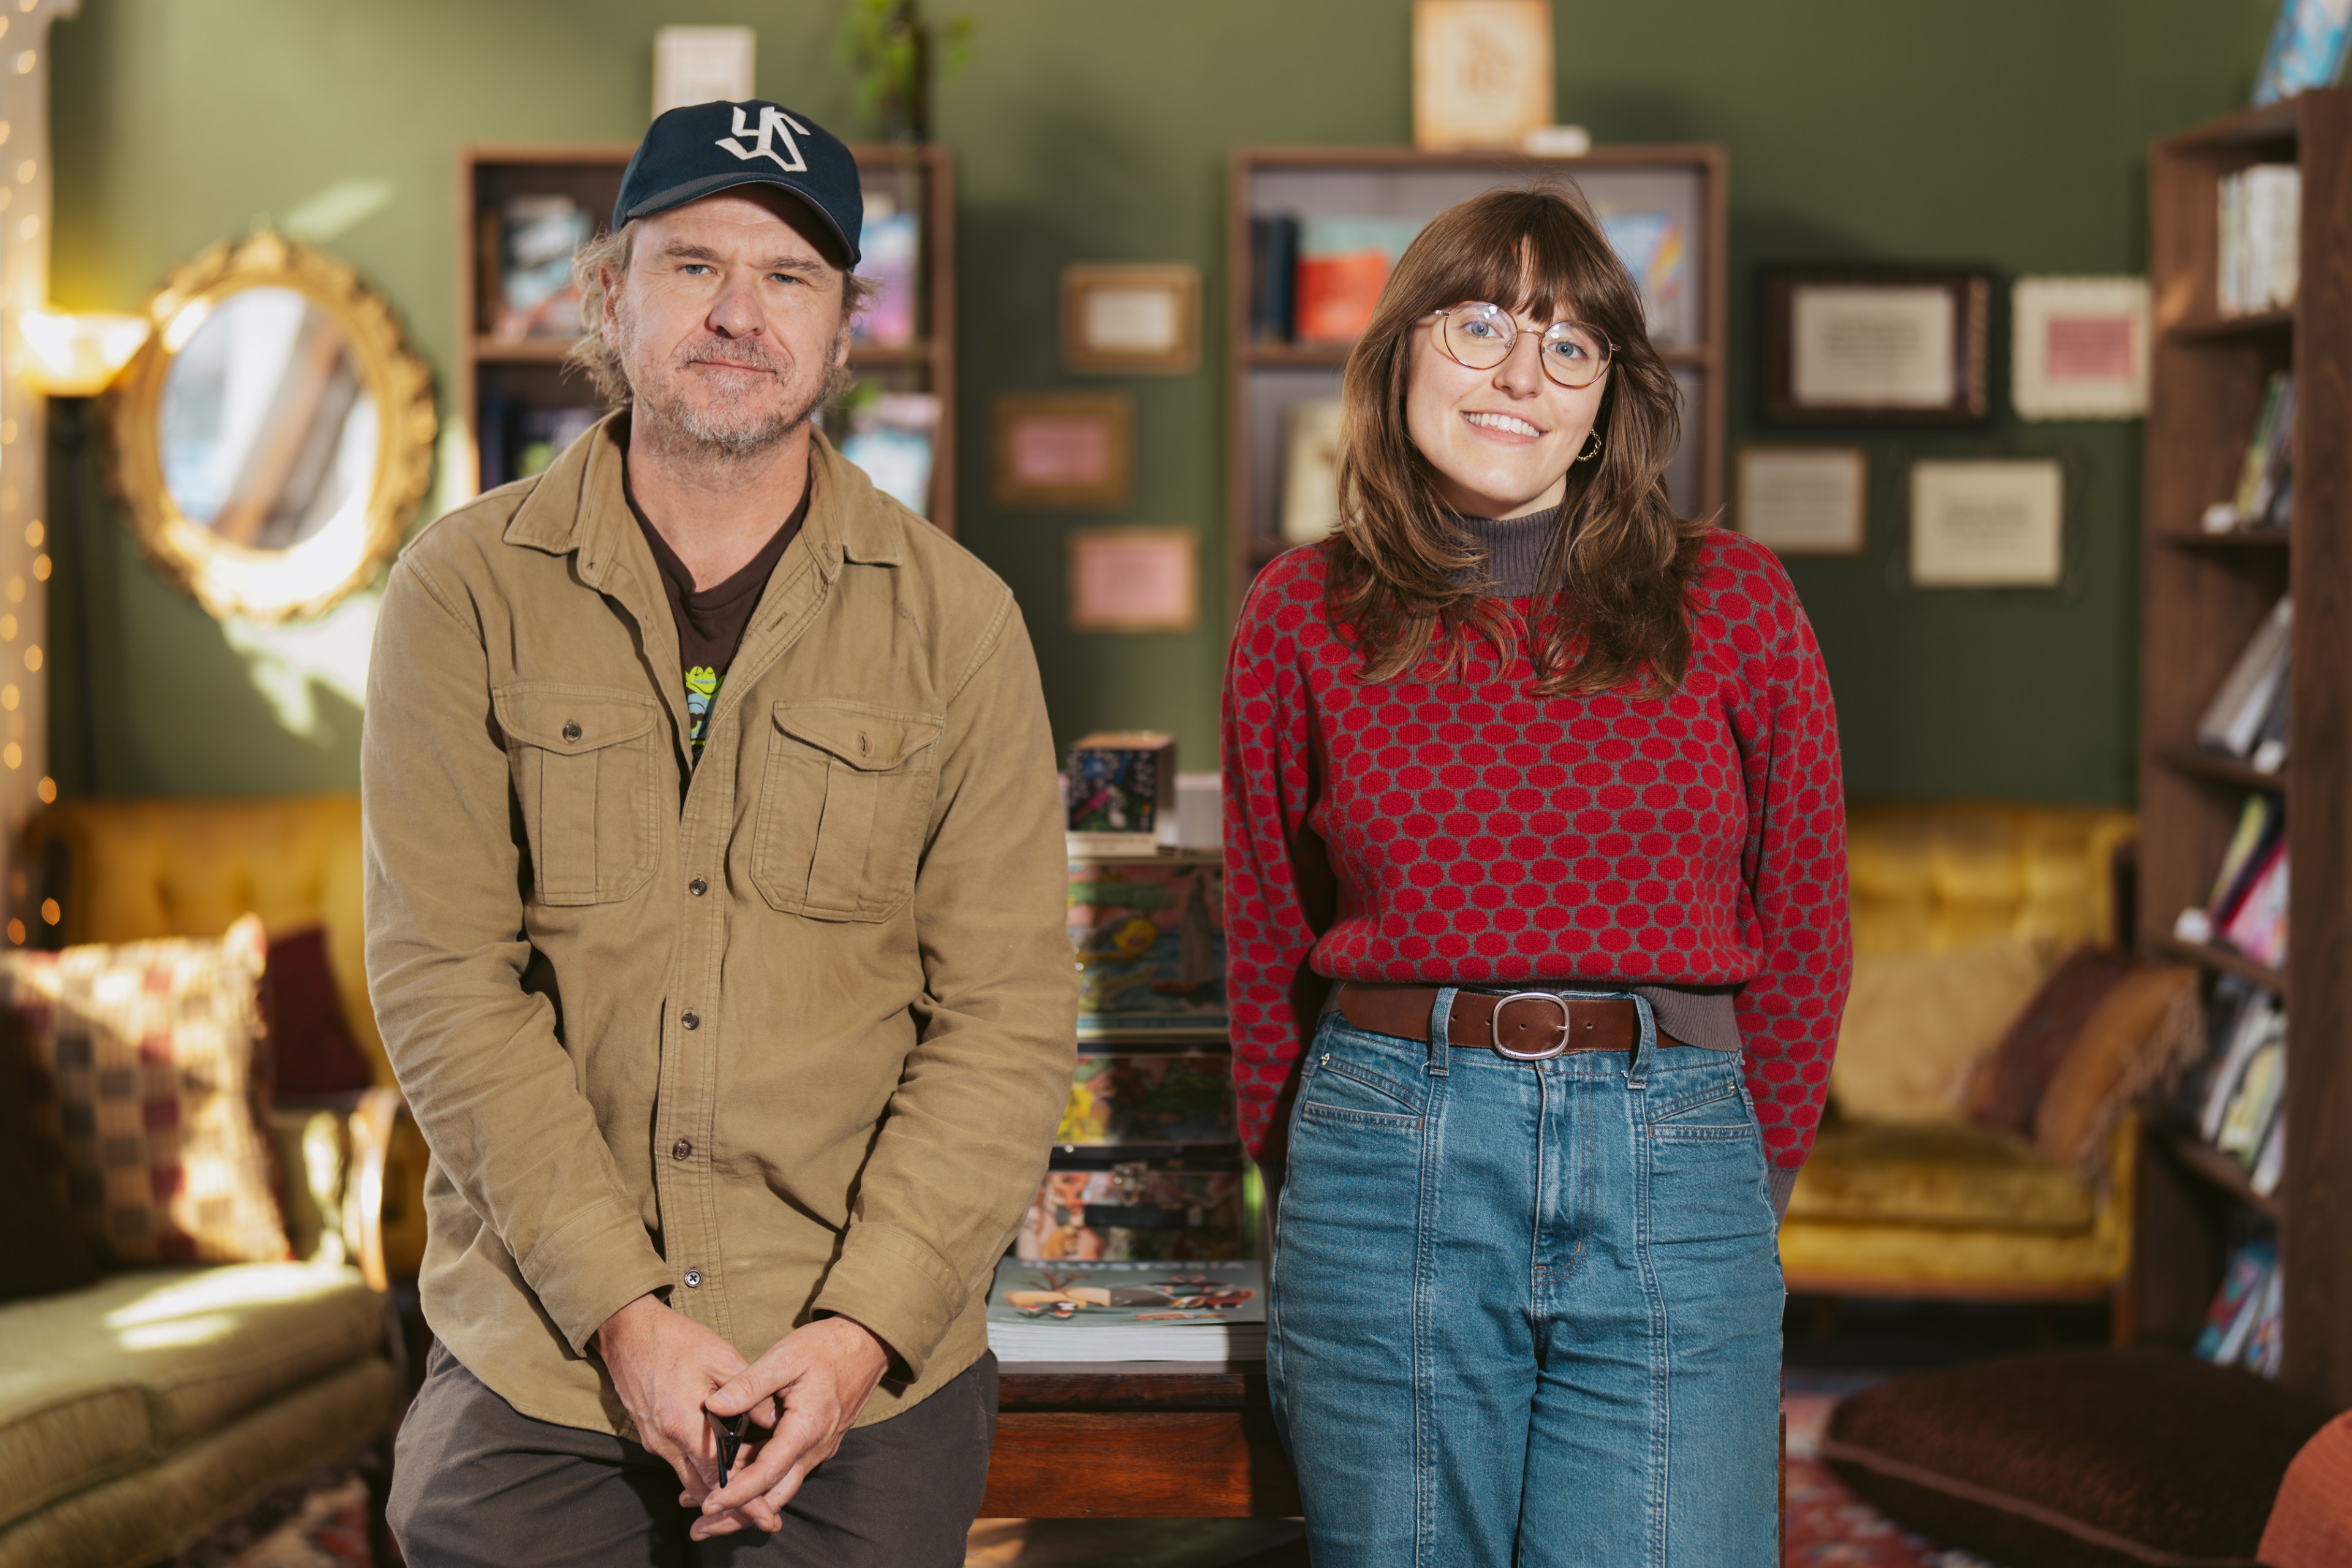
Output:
top-left (1736, 447), bottom-right (1866, 556)
top-left (1412, 0), bottom-right (1554, 151)
top-left (1062, 264), bottom-right (1200, 374)
top-left (1910, 458), bottom-right (2065, 587)
top-left (992, 393), bottom-right (1133, 509)
top-left (1761, 268), bottom-right (1992, 424)
top-left (2011, 276), bottom-right (2150, 421)
top-left (1068, 527), bottom-right (1198, 633)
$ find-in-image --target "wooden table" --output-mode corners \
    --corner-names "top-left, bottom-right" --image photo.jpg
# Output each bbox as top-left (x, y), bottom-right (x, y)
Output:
top-left (981, 1363), bottom-right (1300, 1518)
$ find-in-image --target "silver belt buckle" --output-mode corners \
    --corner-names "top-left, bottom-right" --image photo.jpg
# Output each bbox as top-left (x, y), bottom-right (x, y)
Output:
top-left (1489, 992), bottom-right (1573, 1060)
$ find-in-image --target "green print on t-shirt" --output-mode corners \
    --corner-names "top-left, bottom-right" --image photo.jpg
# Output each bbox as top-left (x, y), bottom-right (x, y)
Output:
top-left (686, 665), bottom-right (719, 751)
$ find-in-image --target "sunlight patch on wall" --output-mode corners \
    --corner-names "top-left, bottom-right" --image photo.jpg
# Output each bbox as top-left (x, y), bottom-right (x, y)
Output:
top-left (217, 587), bottom-right (380, 745)
top-left (278, 178), bottom-right (396, 243)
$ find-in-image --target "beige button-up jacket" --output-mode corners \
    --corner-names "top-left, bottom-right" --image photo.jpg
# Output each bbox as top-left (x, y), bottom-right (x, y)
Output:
top-left (361, 416), bottom-right (1076, 1434)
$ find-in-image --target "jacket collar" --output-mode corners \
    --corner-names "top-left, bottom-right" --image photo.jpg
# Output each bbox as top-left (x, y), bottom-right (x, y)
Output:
top-left (502, 409), bottom-right (906, 584)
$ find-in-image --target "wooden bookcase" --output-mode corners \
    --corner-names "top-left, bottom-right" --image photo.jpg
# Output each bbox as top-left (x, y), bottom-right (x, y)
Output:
top-left (456, 143), bottom-right (958, 532)
top-left (1223, 145), bottom-right (1728, 621)
top-left (2136, 89), bottom-right (2352, 1407)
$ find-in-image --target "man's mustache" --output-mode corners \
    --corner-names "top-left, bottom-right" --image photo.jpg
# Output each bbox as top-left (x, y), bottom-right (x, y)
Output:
top-left (679, 339), bottom-right (788, 374)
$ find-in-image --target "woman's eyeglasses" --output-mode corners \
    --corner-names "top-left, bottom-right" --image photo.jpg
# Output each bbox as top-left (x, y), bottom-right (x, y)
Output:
top-left (1431, 302), bottom-right (1616, 390)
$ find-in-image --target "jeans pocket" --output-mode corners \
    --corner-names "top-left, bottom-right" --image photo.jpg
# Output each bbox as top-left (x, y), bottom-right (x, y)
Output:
top-left (1296, 1036), bottom-right (1422, 1131)
top-left (1646, 1070), bottom-right (1772, 1242)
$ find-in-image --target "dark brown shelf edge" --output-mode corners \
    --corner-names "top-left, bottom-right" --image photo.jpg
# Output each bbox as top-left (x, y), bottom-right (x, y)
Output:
top-left (2163, 309), bottom-right (2294, 343)
top-left (2155, 744), bottom-right (2287, 793)
top-left (2156, 529), bottom-right (2290, 551)
top-left (2153, 1125), bottom-right (2284, 1219)
top-left (2150, 935), bottom-right (2287, 997)
top-left (2158, 96), bottom-right (2303, 153)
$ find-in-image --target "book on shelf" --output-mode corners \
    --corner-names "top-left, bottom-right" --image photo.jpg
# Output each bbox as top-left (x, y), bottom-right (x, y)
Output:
top-left (1279, 398), bottom-right (1345, 546)
top-left (2217, 164), bottom-right (2300, 318)
top-left (986, 1257), bottom-right (1266, 1362)
top-left (1293, 217), bottom-right (1424, 346)
top-left (2174, 793), bottom-right (2283, 948)
top-left (1595, 208), bottom-right (1688, 345)
top-left (834, 390), bottom-right (937, 516)
top-left (2192, 595), bottom-right (2291, 769)
top-left (2193, 978), bottom-right (2285, 1144)
top-left (2253, 0), bottom-right (2352, 105)
top-left (1057, 1053), bottom-right (1237, 1146)
top-left (2195, 1236), bottom-right (2283, 1376)
top-left (2220, 839), bottom-right (2289, 970)
top-left (490, 194), bottom-right (591, 341)
top-left (2201, 372), bottom-right (2294, 535)
top-left (1068, 854), bottom-right (1227, 1039)
top-left (1019, 1159), bottom-right (1246, 1261)
top-left (1247, 216), bottom-right (1299, 343)
top-left (851, 195), bottom-right (920, 348)
top-left (478, 398), bottom-right (603, 489)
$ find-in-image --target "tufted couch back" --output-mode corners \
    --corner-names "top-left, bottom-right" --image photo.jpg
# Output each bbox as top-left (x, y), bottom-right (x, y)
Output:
top-left (21, 796), bottom-right (387, 1085)
top-left (1846, 801), bottom-right (2136, 960)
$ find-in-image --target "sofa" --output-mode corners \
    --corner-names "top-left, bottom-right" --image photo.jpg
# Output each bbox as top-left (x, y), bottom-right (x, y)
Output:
top-left (0, 796), bottom-right (425, 1568)
top-left (1780, 802), bottom-right (2146, 1332)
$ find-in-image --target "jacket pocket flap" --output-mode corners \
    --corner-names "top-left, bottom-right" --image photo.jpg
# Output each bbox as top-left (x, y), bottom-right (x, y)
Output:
top-left (773, 700), bottom-right (942, 771)
top-left (494, 683), bottom-right (660, 754)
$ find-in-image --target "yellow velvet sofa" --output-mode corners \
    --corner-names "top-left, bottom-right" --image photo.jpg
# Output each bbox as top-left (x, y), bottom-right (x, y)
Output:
top-left (0, 796), bottom-right (425, 1568)
top-left (1781, 802), bottom-right (2142, 1333)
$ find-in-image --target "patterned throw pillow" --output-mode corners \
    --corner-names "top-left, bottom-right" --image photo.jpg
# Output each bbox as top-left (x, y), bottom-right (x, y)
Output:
top-left (5, 914), bottom-right (289, 1265)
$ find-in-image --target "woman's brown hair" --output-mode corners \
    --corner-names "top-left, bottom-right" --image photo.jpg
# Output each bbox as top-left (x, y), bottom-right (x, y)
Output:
top-left (1321, 183), bottom-right (1707, 697)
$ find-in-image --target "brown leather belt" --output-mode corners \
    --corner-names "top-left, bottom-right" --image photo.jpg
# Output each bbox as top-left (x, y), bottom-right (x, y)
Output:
top-left (1336, 982), bottom-right (1636, 1060)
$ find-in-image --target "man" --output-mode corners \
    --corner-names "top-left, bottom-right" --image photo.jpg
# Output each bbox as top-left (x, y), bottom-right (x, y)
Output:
top-left (365, 100), bottom-right (1076, 1566)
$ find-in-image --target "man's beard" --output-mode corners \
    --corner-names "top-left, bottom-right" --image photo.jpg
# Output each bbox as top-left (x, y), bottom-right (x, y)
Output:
top-left (621, 315), bottom-right (831, 462)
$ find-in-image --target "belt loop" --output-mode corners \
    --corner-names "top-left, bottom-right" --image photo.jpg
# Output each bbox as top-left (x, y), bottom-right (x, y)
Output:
top-left (1624, 993), bottom-right (1657, 1090)
top-left (1426, 987), bottom-right (1454, 1077)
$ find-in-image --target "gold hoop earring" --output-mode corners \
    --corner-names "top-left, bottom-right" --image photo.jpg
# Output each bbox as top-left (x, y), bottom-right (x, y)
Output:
top-left (1577, 429), bottom-right (1604, 462)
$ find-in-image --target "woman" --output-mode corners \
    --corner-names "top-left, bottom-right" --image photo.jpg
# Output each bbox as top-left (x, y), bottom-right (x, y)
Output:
top-left (1222, 185), bottom-right (1849, 1567)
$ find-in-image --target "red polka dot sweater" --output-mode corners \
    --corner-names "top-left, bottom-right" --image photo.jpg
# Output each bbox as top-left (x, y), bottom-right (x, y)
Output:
top-left (1220, 529), bottom-right (1850, 1171)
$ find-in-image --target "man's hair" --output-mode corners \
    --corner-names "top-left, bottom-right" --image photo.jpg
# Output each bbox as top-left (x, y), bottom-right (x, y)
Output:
top-left (565, 219), bottom-right (877, 408)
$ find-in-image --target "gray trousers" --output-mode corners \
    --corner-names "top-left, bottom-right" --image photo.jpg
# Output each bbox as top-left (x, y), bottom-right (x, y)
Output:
top-left (388, 1343), bottom-right (997, 1568)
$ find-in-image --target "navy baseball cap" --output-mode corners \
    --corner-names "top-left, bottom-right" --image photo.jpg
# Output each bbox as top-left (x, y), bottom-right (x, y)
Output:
top-left (613, 100), bottom-right (863, 268)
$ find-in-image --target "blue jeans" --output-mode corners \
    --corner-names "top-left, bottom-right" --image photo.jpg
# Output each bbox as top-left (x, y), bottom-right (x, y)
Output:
top-left (1268, 990), bottom-right (1783, 1567)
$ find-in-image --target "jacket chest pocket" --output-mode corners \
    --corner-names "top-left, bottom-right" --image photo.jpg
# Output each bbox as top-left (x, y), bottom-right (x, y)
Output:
top-left (752, 698), bottom-right (942, 921)
top-left (494, 682), bottom-right (661, 907)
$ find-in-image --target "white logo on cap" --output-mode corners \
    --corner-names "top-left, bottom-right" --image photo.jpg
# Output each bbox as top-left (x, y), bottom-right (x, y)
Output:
top-left (714, 105), bottom-right (811, 173)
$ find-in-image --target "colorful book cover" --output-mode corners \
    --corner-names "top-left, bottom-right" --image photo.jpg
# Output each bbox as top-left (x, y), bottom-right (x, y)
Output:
top-left (2221, 842), bottom-right (2289, 970)
top-left (1293, 217), bottom-right (1423, 346)
top-left (1597, 210), bottom-right (1687, 341)
top-left (493, 195), bottom-right (589, 341)
top-left (2253, 0), bottom-right (2352, 105)
top-left (1058, 1055), bottom-right (1235, 1145)
top-left (1068, 856), bottom-right (1227, 1039)
top-left (1018, 1161), bottom-right (1245, 1261)
top-left (988, 1257), bottom-right (1265, 1326)
top-left (2195, 1237), bottom-right (2278, 1360)
top-left (852, 202), bottom-right (920, 347)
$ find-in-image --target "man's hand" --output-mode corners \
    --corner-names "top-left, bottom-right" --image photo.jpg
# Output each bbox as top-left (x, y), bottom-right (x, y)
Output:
top-left (689, 1316), bottom-right (892, 1539)
top-left (595, 1293), bottom-right (749, 1509)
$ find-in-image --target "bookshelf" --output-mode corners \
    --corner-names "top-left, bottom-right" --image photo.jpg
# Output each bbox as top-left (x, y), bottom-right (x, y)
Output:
top-left (456, 143), bottom-right (958, 532)
top-left (1224, 146), bottom-right (1728, 622)
top-left (2136, 88), bottom-right (2352, 1406)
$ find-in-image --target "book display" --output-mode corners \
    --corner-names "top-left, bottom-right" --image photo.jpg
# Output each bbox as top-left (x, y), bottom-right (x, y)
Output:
top-left (2136, 88), bottom-right (2352, 1406)
top-left (456, 143), bottom-right (958, 529)
top-left (1224, 146), bottom-right (1726, 619)
top-left (986, 1259), bottom-right (1266, 1362)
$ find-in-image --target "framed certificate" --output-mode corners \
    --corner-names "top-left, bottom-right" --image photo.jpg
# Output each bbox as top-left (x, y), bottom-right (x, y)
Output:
top-left (1062, 264), bottom-right (1200, 374)
top-left (1068, 527), bottom-right (1199, 633)
top-left (1736, 447), bottom-right (1866, 556)
top-left (1909, 458), bottom-right (2065, 587)
top-left (1761, 268), bottom-right (1992, 424)
top-left (2011, 276), bottom-right (2150, 421)
top-left (992, 393), bottom-right (1133, 509)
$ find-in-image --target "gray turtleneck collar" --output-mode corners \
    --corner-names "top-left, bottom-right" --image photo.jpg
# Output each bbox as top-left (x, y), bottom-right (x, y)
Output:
top-left (1455, 505), bottom-right (1562, 598)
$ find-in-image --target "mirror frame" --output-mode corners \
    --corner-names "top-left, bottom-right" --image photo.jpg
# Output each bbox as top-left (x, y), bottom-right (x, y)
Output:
top-left (108, 228), bottom-right (437, 622)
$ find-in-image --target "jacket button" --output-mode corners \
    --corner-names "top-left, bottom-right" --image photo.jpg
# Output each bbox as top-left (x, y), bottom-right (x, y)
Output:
top-left (681, 1010), bottom-right (700, 1031)
top-left (683, 1268), bottom-right (703, 1288)
top-left (562, 721), bottom-right (583, 742)
top-left (689, 877), bottom-right (708, 897)
top-left (672, 1139), bottom-right (692, 1160)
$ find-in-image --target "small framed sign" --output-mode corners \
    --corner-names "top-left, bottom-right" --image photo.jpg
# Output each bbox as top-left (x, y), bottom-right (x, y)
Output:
top-left (1761, 268), bottom-right (1992, 424)
top-left (1062, 264), bottom-right (1201, 374)
top-left (1068, 527), bottom-right (1199, 633)
top-left (2011, 276), bottom-right (2149, 421)
top-left (1413, 0), bottom-right (1555, 151)
top-left (1910, 458), bottom-right (2065, 587)
top-left (1736, 447), bottom-right (1867, 556)
top-left (992, 393), bottom-right (1133, 509)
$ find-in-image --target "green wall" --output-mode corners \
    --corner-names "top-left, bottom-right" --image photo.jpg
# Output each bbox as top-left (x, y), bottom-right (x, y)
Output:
top-left (47, 0), bottom-right (2279, 802)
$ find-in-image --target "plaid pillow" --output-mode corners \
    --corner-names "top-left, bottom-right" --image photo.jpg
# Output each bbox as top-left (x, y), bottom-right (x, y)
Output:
top-left (5, 914), bottom-right (288, 1265)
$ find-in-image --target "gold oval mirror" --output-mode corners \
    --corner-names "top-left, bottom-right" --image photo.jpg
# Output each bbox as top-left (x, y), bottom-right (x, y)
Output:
top-left (108, 229), bottom-right (436, 621)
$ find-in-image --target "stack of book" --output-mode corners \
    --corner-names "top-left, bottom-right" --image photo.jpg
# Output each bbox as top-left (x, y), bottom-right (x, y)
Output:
top-left (2195, 1236), bottom-right (2284, 1378)
top-left (986, 1258), bottom-right (1266, 1362)
top-left (2187, 977), bottom-right (2289, 1196)
top-left (476, 398), bottom-right (605, 490)
top-left (2174, 793), bottom-right (2288, 970)
top-left (2200, 372), bottom-right (2294, 535)
top-left (486, 194), bottom-right (591, 341)
top-left (2217, 163), bottom-right (2300, 317)
top-left (2193, 595), bottom-right (2291, 774)
top-left (833, 390), bottom-right (938, 517)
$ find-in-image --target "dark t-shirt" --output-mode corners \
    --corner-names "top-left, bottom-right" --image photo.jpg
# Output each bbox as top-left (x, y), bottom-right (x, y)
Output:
top-left (630, 482), bottom-right (811, 758)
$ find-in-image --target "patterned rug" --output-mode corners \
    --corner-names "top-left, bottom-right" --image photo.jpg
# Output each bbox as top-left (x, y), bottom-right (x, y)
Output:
top-left (187, 1395), bottom-right (1996, 1567)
